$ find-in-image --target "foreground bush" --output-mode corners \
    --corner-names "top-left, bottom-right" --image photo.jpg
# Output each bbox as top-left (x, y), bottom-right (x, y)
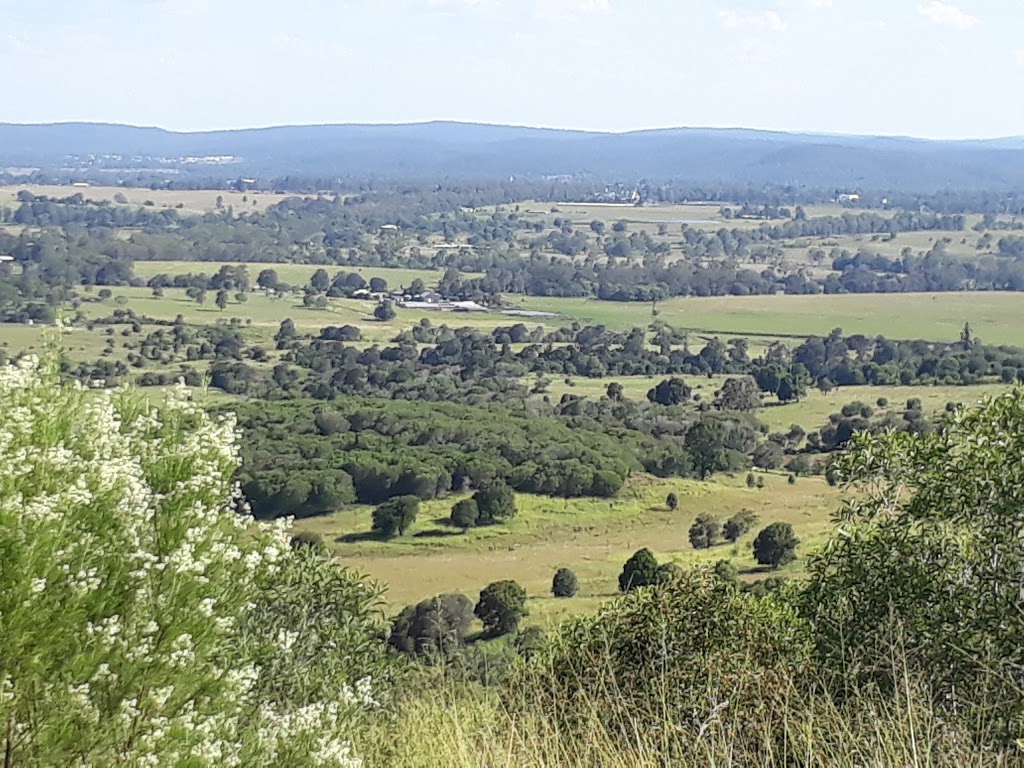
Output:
top-left (807, 388), bottom-right (1024, 734)
top-left (0, 357), bottom-right (373, 766)
top-left (517, 569), bottom-right (810, 741)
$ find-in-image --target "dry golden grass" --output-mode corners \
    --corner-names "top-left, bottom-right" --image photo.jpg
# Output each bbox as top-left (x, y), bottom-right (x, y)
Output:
top-left (0, 184), bottom-right (292, 214)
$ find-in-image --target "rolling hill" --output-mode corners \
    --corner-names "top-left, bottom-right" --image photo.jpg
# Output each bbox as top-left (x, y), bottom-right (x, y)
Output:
top-left (1, 121), bottom-right (1022, 189)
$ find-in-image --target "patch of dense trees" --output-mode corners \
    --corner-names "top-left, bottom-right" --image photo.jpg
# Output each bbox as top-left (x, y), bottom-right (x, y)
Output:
top-left (230, 398), bottom-right (644, 518)
top-left (7, 191), bottom-right (1024, 314)
top-left (270, 323), bottom-right (1024, 408)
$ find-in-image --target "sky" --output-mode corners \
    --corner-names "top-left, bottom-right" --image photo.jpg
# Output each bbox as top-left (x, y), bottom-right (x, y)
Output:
top-left (1, 0), bottom-right (1022, 139)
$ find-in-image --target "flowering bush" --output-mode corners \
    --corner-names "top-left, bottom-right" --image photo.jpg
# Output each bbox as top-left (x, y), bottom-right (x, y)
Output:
top-left (0, 356), bottom-right (372, 766)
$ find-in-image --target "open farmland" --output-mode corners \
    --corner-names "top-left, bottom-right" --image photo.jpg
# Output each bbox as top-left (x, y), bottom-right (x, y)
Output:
top-left (516, 292), bottom-right (1024, 346)
top-left (0, 184), bottom-right (293, 214)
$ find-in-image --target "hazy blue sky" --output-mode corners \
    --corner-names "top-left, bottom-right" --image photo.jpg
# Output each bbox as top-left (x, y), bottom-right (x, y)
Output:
top-left (1, 0), bottom-right (1021, 138)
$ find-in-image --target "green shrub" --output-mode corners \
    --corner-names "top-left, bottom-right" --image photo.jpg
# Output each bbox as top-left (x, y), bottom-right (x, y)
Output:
top-left (805, 390), bottom-right (1024, 729)
top-left (0, 356), bottom-right (372, 765)
top-left (517, 569), bottom-right (810, 739)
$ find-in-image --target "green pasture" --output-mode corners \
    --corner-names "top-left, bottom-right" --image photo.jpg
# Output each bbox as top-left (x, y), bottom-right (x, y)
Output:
top-left (516, 292), bottom-right (1024, 346)
top-left (295, 472), bottom-right (839, 624)
top-left (758, 381), bottom-right (1013, 433)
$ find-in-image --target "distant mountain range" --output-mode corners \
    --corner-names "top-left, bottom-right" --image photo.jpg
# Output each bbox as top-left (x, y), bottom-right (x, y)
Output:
top-left (2, 121), bottom-right (1023, 189)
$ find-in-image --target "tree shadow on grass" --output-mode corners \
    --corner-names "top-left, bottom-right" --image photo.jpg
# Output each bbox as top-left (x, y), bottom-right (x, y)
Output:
top-left (413, 529), bottom-right (462, 539)
top-left (335, 531), bottom-right (384, 544)
top-left (738, 564), bottom-right (786, 576)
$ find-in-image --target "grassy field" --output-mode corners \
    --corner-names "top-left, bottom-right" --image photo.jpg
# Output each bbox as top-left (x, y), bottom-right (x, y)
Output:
top-left (506, 201), bottom-right (876, 230)
top-left (759, 381), bottom-right (1012, 432)
top-left (515, 292), bottom-right (1024, 345)
top-left (536, 373), bottom-right (731, 402)
top-left (295, 472), bottom-right (839, 626)
top-left (0, 184), bottom-right (293, 214)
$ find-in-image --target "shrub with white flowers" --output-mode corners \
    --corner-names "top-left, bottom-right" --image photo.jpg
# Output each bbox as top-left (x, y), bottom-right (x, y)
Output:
top-left (0, 356), bottom-right (372, 766)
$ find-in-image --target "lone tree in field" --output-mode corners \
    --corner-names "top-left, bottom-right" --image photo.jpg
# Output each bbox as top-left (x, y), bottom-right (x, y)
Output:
top-left (618, 548), bottom-right (660, 592)
top-left (753, 522), bottom-right (799, 569)
top-left (666, 492), bottom-right (679, 511)
top-left (215, 289), bottom-right (229, 311)
top-left (473, 481), bottom-right (517, 525)
top-left (374, 299), bottom-right (397, 322)
top-left (606, 381), bottom-right (624, 401)
top-left (450, 498), bottom-right (480, 531)
top-left (372, 495), bottom-right (420, 539)
top-left (475, 580), bottom-right (528, 636)
top-left (723, 509), bottom-right (759, 542)
top-left (688, 513), bottom-right (722, 550)
top-left (551, 567), bottom-right (579, 598)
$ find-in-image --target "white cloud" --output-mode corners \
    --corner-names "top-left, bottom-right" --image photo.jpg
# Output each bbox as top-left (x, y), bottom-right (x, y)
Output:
top-left (718, 9), bottom-right (787, 32)
top-left (806, 0), bottom-right (833, 8)
top-left (157, 0), bottom-right (211, 16)
top-left (534, 0), bottom-right (611, 21)
top-left (425, 0), bottom-right (483, 7)
top-left (1014, 49), bottom-right (1024, 67)
top-left (916, 1), bottom-right (979, 30)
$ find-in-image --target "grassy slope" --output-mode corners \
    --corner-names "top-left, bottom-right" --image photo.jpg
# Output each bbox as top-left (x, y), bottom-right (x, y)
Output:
top-left (295, 472), bottom-right (839, 626)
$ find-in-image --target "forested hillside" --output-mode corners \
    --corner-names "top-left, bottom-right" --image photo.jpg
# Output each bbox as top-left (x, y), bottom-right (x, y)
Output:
top-left (3, 121), bottom-right (1024, 189)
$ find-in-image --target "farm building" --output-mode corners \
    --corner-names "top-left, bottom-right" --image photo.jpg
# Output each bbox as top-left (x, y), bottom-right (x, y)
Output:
top-left (397, 300), bottom-right (487, 312)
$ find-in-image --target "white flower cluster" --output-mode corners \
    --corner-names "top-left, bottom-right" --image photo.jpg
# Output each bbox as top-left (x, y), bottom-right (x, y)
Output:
top-left (0, 357), bottom-right (369, 767)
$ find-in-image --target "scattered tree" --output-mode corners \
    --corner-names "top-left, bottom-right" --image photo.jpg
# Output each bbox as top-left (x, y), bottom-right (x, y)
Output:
top-left (713, 559), bottom-right (739, 583)
top-left (686, 420), bottom-right (728, 480)
top-left (689, 513), bottom-right (722, 549)
top-left (647, 377), bottom-right (692, 406)
top-left (372, 495), bottom-right (420, 539)
top-left (389, 593), bottom-right (475, 658)
top-left (551, 567), bottom-right (579, 598)
top-left (723, 509), bottom-right (759, 542)
top-left (374, 300), bottom-right (397, 321)
top-left (475, 580), bottom-right (528, 636)
top-left (618, 547), bottom-right (660, 592)
top-left (450, 498), bottom-right (480, 531)
top-left (753, 522), bottom-right (799, 568)
top-left (473, 481), bottom-right (517, 525)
